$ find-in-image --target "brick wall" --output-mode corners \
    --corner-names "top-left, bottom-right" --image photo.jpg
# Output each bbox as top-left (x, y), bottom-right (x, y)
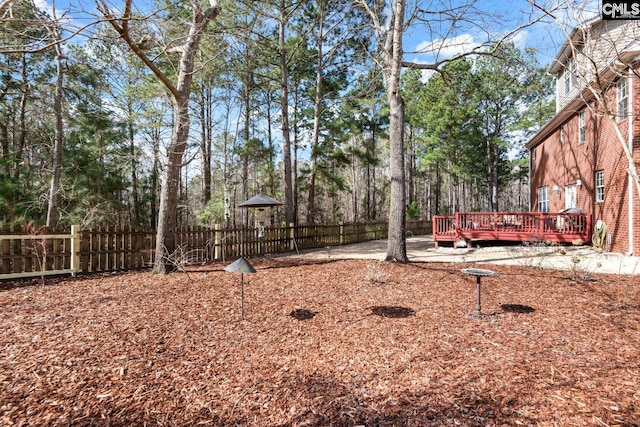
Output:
top-left (530, 68), bottom-right (640, 254)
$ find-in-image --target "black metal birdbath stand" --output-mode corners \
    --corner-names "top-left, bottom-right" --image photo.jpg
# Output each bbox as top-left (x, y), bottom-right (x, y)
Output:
top-left (461, 268), bottom-right (498, 314)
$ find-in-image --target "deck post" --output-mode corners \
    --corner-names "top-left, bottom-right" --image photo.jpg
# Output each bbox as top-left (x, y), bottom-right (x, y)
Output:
top-left (432, 217), bottom-right (438, 248)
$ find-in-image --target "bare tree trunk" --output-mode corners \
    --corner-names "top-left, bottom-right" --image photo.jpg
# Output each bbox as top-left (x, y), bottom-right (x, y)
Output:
top-left (199, 85), bottom-right (212, 206)
top-left (383, 0), bottom-right (408, 262)
top-left (307, 2), bottom-right (325, 224)
top-left (241, 53), bottom-right (251, 219)
top-left (127, 100), bottom-right (141, 225)
top-left (435, 163), bottom-right (440, 216)
top-left (17, 54), bottom-right (28, 181)
top-left (46, 27), bottom-right (64, 228)
top-left (492, 140), bottom-right (499, 212)
top-left (371, 125), bottom-right (377, 220)
top-left (356, 0), bottom-right (408, 261)
top-left (0, 123), bottom-right (8, 177)
top-left (407, 124), bottom-right (415, 205)
top-left (292, 85), bottom-right (299, 224)
top-left (150, 127), bottom-right (160, 231)
top-left (155, 94), bottom-right (188, 271)
top-left (97, 0), bottom-right (220, 272)
top-left (426, 165), bottom-right (432, 219)
top-left (351, 142), bottom-right (358, 222)
top-left (264, 91), bottom-right (276, 195)
top-left (278, 0), bottom-right (295, 225)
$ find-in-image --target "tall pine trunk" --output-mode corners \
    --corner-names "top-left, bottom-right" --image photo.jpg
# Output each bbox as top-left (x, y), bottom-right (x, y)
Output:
top-left (199, 84), bottom-right (212, 206)
top-left (383, 0), bottom-right (408, 262)
top-left (278, 0), bottom-right (294, 224)
top-left (307, 3), bottom-right (325, 224)
top-left (46, 28), bottom-right (64, 228)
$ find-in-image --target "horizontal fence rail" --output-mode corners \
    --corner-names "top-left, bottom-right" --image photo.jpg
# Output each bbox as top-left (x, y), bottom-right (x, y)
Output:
top-left (0, 225), bottom-right (80, 280)
top-left (433, 211), bottom-right (591, 247)
top-left (0, 220), bottom-right (430, 280)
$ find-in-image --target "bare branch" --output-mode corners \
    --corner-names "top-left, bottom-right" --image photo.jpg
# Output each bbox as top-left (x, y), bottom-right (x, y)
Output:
top-left (402, 9), bottom-right (549, 72)
top-left (95, 0), bottom-right (180, 98)
top-left (0, 0), bottom-right (13, 18)
top-left (0, 14), bottom-right (97, 55)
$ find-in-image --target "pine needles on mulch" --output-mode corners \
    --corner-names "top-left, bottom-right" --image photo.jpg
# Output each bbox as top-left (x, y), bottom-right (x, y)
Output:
top-left (1, 259), bottom-right (639, 426)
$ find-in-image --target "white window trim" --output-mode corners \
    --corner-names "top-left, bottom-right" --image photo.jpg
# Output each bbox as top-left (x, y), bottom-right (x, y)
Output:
top-left (538, 186), bottom-right (550, 212)
top-left (531, 148), bottom-right (536, 172)
top-left (564, 59), bottom-right (576, 95)
top-left (578, 110), bottom-right (585, 144)
top-left (564, 59), bottom-right (573, 94)
top-left (565, 185), bottom-right (577, 210)
top-left (617, 78), bottom-right (628, 120)
top-left (595, 170), bottom-right (604, 203)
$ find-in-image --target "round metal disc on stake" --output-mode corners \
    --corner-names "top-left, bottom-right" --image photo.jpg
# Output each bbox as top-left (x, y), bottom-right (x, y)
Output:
top-left (237, 194), bottom-right (284, 209)
top-left (224, 257), bottom-right (256, 320)
top-left (224, 257), bottom-right (257, 274)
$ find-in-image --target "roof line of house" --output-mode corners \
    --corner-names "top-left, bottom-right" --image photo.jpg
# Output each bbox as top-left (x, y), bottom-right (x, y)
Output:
top-left (526, 52), bottom-right (639, 150)
top-left (547, 17), bottom-right (600, 76)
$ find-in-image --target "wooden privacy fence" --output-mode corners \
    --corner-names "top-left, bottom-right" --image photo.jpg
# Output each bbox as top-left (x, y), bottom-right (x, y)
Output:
top-left (0, 225), bottom-right (80, 280)
top-left (1, 220), bottom-right (430, 280)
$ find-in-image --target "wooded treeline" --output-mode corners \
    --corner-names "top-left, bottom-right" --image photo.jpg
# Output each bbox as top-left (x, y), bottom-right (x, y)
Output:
top-left (0, 0), bottom-right (553, 233)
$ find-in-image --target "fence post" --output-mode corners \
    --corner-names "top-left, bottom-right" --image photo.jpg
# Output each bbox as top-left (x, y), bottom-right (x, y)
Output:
top-left (339, 221), bottom-right (344, 245)
top-left (70, 225), bottom-right (80, 276)
top-left (289, 223), bottom-right (295, 251)
top-left (214, 223), bottom-right (221, 260)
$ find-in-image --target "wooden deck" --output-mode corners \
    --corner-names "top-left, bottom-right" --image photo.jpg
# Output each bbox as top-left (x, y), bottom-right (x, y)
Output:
top-left (432, 212), bottom-right (591, 247)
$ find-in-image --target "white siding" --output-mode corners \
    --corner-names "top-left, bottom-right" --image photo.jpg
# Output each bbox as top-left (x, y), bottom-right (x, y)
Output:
top-left (554, 20), bottom-right (640, 112)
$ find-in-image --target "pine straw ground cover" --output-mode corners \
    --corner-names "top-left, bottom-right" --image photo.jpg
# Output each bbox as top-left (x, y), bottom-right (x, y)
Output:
top-left (1, 259), bottom-right (639, 427)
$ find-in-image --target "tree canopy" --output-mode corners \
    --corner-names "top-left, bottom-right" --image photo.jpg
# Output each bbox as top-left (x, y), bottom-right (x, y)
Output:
top-left (1, 0), bottom-right (554, 266)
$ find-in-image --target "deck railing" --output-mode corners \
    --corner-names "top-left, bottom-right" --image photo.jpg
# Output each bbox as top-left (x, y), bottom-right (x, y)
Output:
top-left (433, 212), bottom-right (591, 246)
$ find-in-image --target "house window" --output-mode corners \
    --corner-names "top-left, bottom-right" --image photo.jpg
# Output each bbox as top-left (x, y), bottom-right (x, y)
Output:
top-left (578, 110), bottom-right (585, 144)
top-left (595, 170), bottom-right (604, 202)
top-left (564, 59), bottom-right (576, 94)
top-left (565, 185), bottom-right (577, 210)
top-left (617, 78), bottom-right (628, 120)
top-left (538, 186), bottom-right (549, 212)
top-left (531, 148), bottom-right (536, 172)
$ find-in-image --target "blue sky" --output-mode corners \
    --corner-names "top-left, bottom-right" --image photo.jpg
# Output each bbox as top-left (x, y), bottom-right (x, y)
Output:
top-left (401, 0), bottom-right (602, 68)
top-left (39, 0), bottom-right (602, 70)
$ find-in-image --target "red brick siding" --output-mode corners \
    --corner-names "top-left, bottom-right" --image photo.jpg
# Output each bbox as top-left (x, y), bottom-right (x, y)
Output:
top-left (531, 70), bottom-right (640, 254)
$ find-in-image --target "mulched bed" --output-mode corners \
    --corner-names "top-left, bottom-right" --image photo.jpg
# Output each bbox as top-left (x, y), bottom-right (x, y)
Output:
top-left (1, 258), bottom-right (639, 426)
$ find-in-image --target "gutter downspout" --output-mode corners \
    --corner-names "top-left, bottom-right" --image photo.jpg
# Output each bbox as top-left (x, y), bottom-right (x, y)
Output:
top-left (628, 66), bottom-right (634, 256)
